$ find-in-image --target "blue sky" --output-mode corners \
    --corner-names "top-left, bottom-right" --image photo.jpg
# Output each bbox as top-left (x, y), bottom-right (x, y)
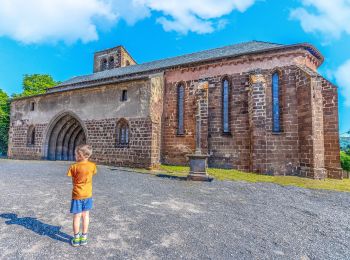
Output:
top-left (0, 0), bottom-right (349, 133)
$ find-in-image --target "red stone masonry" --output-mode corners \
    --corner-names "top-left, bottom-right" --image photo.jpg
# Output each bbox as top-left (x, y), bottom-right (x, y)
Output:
top-left (162, 64), bottom-right (343, 179)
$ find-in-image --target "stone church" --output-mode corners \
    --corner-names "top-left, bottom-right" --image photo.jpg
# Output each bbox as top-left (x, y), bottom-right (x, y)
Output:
top-left (8, 41), bottom-right (344, 179)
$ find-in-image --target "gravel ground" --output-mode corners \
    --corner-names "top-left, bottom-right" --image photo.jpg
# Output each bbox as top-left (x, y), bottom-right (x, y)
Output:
top-left (0, 159), bottom-right (350, 260)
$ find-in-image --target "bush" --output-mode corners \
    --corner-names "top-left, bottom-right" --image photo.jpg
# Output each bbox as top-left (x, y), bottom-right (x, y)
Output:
top-left (341, 151), bottom-right (350, 172)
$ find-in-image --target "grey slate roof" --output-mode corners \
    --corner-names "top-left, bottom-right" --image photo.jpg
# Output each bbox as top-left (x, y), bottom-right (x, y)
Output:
top-left (49, 41), bottom-right (322, 93)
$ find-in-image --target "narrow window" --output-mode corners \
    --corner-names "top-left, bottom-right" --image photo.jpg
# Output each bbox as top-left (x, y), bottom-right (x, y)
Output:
top-left (177, 84), bottom-right (184, 135)
top-left (117, 120), bottom-right (130, 146)
top-left (119, 125), bottom-right (129, 145)
top-left (30, 102), bottom-right (35, 111)
top-left (31, 129), bottom-right (35, 145)
top-left (101, 58), bottom-right (108, 71)
top-left (27, 126), bottom-right (35, 146)
top-left (108, 56), bottom-right (115, 69)
top-left (272, 72), bottom-right (281, 132)
top-left (121, 90), bottom-right (128, 101)
top-left (125, 60), bottom-right (130, 66)
top-left (222, 79), bottom-right (230, 133)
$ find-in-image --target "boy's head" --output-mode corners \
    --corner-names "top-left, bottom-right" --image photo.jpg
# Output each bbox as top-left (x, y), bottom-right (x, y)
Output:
top-left (75, 144), bottom-right (93, 161)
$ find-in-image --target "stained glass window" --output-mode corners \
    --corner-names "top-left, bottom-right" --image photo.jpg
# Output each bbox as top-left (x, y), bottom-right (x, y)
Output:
top-left (272, 72), bottom-right (281, 132)
top-left (222, 79), bottom-right (230, 133)
top-left (177, 84), bottom-right (184, 135)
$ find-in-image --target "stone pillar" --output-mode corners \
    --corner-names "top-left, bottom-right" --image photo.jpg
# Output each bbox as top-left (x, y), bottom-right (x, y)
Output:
top-left (248, 71), bottom-right (267, 174)
top-left (149, 73), bottom-right (164, 169)
top-left (195, 81), bottom-right (209, 155)
top-left (297, 71), bottom-right (326, 179)
top-left (187, 80), bottom-right (212, 181)
top-left (322, 79), bottom-right (344, 179)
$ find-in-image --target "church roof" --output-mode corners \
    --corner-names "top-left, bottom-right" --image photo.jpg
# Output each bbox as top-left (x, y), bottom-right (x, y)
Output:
top-left (48, 41), bottom-right (323, 93)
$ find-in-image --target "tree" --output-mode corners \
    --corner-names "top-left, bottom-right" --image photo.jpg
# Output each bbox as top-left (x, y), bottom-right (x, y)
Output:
top-left (12, 74), bottom-right (60, 98)
top-left (0, 74), bottom-right (60, 155)
top-left (0, 89), bottom-right (10, 155)
top-left (341, 151), bottom-right (350, 172)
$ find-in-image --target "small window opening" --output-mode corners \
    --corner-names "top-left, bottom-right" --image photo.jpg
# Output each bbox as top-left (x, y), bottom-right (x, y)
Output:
top-left (27, 126), bottom-right (35, 146)
top-left (122, 90), bottom-right (128, 101)
top-left (30, 102), bottom-right (35, 111)
top-left (108, 56), bottom-right (115, 69)
top-left (101, 58), bottom-right (108, 71)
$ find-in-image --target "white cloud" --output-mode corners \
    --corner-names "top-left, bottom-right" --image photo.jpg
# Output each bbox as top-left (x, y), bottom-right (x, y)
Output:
top-left (0, 0), bottom-right (257, 44)
top-left (335, 60), bottom-right (350, 107)
top-left (290, 0), bottom-right (350, 39)
top-left (138, 0), bottom-right (256, 34)
top-left (0, 0), bottom-right (116, 44)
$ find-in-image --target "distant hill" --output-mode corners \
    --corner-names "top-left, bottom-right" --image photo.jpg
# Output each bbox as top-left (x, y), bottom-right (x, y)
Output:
top-left (340, 132), bottom-right (350, 151)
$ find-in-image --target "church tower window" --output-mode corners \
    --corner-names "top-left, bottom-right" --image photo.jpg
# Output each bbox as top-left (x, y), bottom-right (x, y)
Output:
top-left (101, 58), bottom-right (108, 71)
top-left (108, 56), bottom-right (115, 69)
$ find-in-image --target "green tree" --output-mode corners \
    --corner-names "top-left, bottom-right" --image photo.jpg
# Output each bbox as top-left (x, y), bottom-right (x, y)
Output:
top-left (341, 151), bottom-right (350, 172)
top-left (0, 74), bottom-right (60, 155)
top-left (0, 89), bottom-right (10, 155)
top-left (12, 74), bottom-right (59, 98)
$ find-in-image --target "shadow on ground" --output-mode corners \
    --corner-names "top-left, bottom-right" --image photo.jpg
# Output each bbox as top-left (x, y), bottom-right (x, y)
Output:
top-left (0, 213), bottom-right (72, 244)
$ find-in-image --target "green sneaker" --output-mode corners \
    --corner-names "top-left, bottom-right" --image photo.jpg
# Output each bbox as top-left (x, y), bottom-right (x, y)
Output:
top-left (71, 236), bottom-right (80, 247)
top-left (80, 234), bottom-right (88, 246)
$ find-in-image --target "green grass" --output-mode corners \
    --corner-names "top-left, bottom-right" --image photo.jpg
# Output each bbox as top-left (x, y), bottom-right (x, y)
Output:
top-left (159, 165), bottom-right (350, 193)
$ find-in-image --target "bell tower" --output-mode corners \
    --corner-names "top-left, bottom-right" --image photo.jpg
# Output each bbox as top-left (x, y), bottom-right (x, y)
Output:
top-left (93, 46), bottom-right (136, 73)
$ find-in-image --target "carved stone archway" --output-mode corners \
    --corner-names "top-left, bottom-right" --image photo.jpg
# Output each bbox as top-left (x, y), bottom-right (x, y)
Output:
top-left (44, 112), bottom-right (87, 161)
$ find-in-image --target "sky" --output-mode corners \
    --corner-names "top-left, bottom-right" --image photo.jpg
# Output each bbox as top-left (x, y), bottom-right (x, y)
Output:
top-left (0, 0), bottom-right (349, 133)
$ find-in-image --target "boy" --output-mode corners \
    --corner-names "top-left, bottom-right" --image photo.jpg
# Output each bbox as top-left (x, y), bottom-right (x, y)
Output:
top-left (67, 144), bottom-right (97, 247)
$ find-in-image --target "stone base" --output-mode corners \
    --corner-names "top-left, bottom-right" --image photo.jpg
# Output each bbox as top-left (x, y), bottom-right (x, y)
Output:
top-left (187, 173), bottom-right (213, 182)
top-left (187, 153), bottom-right (213, 182)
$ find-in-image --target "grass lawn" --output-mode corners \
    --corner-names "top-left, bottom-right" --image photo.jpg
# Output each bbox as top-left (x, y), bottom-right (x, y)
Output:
top-left (158, 165), bottom-right (350, 193)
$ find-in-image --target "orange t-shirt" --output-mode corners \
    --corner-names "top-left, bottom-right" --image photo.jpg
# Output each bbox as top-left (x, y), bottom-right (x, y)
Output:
top-left (67, 161), bottom-right (97, 200)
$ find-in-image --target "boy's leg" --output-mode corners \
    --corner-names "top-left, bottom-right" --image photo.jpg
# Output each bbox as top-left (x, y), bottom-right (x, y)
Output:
top-left (81, 211), bottom-right (89, 234)
top-left (73, 213), bottom-right (82, 235)
top-left (80, 211), bottom-right (89, 246)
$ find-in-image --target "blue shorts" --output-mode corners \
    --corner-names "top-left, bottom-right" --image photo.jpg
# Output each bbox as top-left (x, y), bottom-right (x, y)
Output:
top-left (70, 198), bottom-right (93, 214)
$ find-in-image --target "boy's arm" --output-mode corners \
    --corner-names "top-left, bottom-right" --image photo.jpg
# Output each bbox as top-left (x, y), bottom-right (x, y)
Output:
top-left (67, 165), bottom-right (73, 177)
top-left (93, 164), bottom-right (97, 175)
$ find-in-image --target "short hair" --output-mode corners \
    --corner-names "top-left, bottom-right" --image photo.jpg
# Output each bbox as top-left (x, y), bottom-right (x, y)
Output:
top-left (75, 144), bottom-right (93, 159)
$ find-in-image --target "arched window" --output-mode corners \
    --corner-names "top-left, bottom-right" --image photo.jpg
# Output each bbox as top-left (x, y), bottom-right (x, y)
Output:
top-left (125, 60), bottom-right (130, 66)
top-left (108, 56), bottom-right (115, 69)
top-left (27, 126), bottom-right (35, 146)
top-left (117, 119), bottom-right (130, 147)
top-left (177, 84), bottom-right (185, 135)
top-left (222, 78), bottom-right (230, 133)
top-left (101, 58), bottom-right (108, 71)
top-left (272, 72), bottom-right (281, 132)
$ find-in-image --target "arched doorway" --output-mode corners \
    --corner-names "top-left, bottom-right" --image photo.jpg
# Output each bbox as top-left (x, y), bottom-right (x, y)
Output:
top-left (45, 113), bottom-right (87, 161)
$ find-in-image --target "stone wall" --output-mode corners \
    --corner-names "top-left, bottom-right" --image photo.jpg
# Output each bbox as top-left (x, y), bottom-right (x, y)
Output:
top-left (8, 78), bottom-right (158, 168)
top-left (86, 117), bottom-right (154, 168)
top-left (162, 63), bottom-right (342, 178)
top-left (322, 79), bottom-right (344, 178)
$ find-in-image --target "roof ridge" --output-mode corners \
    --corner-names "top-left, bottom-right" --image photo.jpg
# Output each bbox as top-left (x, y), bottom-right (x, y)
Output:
top-left (53, 41), bottom-right (317, 90)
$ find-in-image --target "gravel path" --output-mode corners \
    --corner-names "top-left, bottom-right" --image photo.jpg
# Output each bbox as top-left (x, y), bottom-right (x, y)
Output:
top-left (0, 159), bottom-right (350, 260)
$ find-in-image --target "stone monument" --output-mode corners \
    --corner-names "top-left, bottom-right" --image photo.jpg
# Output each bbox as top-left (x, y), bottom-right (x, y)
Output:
top-left (187, 99), bottom-right (213, 182)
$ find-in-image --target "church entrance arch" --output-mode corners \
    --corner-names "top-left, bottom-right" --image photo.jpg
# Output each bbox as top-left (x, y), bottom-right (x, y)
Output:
top-left (44, 112), bottom-right (87, 161)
